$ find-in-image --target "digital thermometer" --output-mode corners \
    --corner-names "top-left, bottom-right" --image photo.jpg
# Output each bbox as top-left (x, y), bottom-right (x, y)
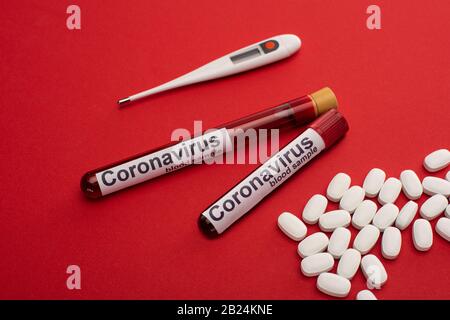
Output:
top-left (118, 34), bottom-right (301, 106)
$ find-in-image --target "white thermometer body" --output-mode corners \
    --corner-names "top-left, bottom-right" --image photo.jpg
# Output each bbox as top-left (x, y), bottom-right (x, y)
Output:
top-left (118, 34), bottom-right (301, 105)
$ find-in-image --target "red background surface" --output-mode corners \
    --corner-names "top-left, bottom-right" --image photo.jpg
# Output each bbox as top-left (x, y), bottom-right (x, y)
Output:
top-left (1, 0), bottom-right (449, 300)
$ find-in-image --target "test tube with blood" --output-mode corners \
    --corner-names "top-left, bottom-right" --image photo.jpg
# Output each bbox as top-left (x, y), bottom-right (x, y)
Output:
top-left (81, 87), bottom-right (338, 199)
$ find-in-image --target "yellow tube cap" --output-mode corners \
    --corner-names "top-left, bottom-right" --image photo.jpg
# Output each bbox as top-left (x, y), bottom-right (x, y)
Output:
top-left (310, 87), bottom-right (338, 115)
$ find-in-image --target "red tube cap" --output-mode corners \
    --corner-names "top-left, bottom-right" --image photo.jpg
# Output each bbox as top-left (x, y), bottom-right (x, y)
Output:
top-left (309, 109), bottom-right (349, 148)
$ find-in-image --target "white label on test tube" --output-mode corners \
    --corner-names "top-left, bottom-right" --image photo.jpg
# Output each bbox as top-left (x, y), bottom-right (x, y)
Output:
top-left (201, 128), bottom-right (325, 234)
top-left (96, 128), bottom-right (232, 195)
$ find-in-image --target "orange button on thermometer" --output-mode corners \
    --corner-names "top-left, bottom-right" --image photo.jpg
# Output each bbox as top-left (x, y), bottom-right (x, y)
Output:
top-left (260, 40), bottom-right (279, 53)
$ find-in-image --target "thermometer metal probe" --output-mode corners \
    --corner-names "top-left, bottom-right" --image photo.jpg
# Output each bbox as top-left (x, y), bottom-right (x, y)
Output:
top-left (118, 34), bottom-right (301, 106)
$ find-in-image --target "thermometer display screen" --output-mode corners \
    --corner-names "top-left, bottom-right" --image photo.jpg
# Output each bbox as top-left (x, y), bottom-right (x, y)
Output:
top-left (230, 48), bottom-right (261, 64)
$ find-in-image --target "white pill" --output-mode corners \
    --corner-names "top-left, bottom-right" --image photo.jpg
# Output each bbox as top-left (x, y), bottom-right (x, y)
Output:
top-left (337, 248), bottom-right (361, 280)
top-left (378, 177), bottom-right (402, 205)
top-left (372, 203), bottom-right (399, 231)
top-left (356, 290), bottom-right (377, 300)
top-left (339, 186), bottom-right (365, 213)
top-left (317, 273), bottom-right (351, 298)
top-left (381, 227), bottom-right (402, 260)
top-left (395, 201), bottom-right (418, 230)
top-left (446, 171), bottom-right (450, 181)
top-left (328, 227), bottom-right (351, 258)
top-left (420, 194), bottom-right (448, 220)
top-left (300, 252), bottom-right (335, 277)
top-left (423, 149), bottom-right (450, 172)
top-left (436, 217), bottom-right (450, 242)
top-left (297, 232), bottom-right (329, 258)
top-left (361, 254), bottom-right (388, 288)
top-left (363, 168), bottom-right (386, 198)
top-left (413, 219), bottom-right (433, 251)
top-left (302, 194), bottom-right (328, 224)
top-left (446, 205), bottom-right (450, 218)
top-left (326, 173), bottom-right (351, 202)
top-left (400, 170), bottom-right (423, 200)
top-left (353, 224), bottom-right (380, 255)
top-left (277, 212), bottom-right (307, 241)
top-left (422, 176), bottom-right (450, 197)
top-left (319, 210), bottom-right (351, 232)
top-left (352, 200), bottom-right (377, 230)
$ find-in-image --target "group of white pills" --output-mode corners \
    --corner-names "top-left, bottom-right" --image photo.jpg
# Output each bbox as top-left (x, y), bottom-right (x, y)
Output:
top-left (277, 148), bottom-right (450, 299)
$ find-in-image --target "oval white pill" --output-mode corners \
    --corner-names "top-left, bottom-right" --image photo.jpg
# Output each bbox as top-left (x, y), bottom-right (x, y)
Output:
top-left (422, 176), bottom-right (450, 197)
top-left (400, 170), bottom-right (423, 200)
top-left (326, 173), bottom-right (351, 202)
top-left (381, 226), bottom-right (402, 260)
top-left (302, 194), bottom-right (328, 224)
top-left (419, 194), bottom-right (448, 220)
top-left (317, 273), bottom-right (351, 298)
top-left (300, 252), bottom-right (334, 277)
top-left (356, 290), bottom-right (377, 300)
top-left (277, 212), bottom-right (307, 241)
top-left (423, 149), bottom-right (450, 172)
top-left (339, 186), bottom-right (365, 213)
top-left (352, 200), bottom-right (377, 229)
top-left (363, 168), bottom-right (386, 198)
top-left (435, 217), bottom-right (450, 242)
top-left (395, 201), bottom-right (418, 230)
top-left (413, 219), bottom-right (433, 251)
top-left (328, 227), bottom-right (351, 258)
top-left (446, 171), bottom-right (450, 181)
top-left (353, 224), bottom-right (380, 255)
top-left (297, 232), bottom-right (329, 258)
top-left (378, 177), bottom-right (402, 205)
top-left (372, 203), bottom-right (399, 231)
top-left (337, 248), bottom-right (361, 280)
top-left (446, 205), bottom-right (450, 218)
top-left (361, 254), bottom-right (388, 288)
top-left (319, 210), bottom-right (351, 232)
